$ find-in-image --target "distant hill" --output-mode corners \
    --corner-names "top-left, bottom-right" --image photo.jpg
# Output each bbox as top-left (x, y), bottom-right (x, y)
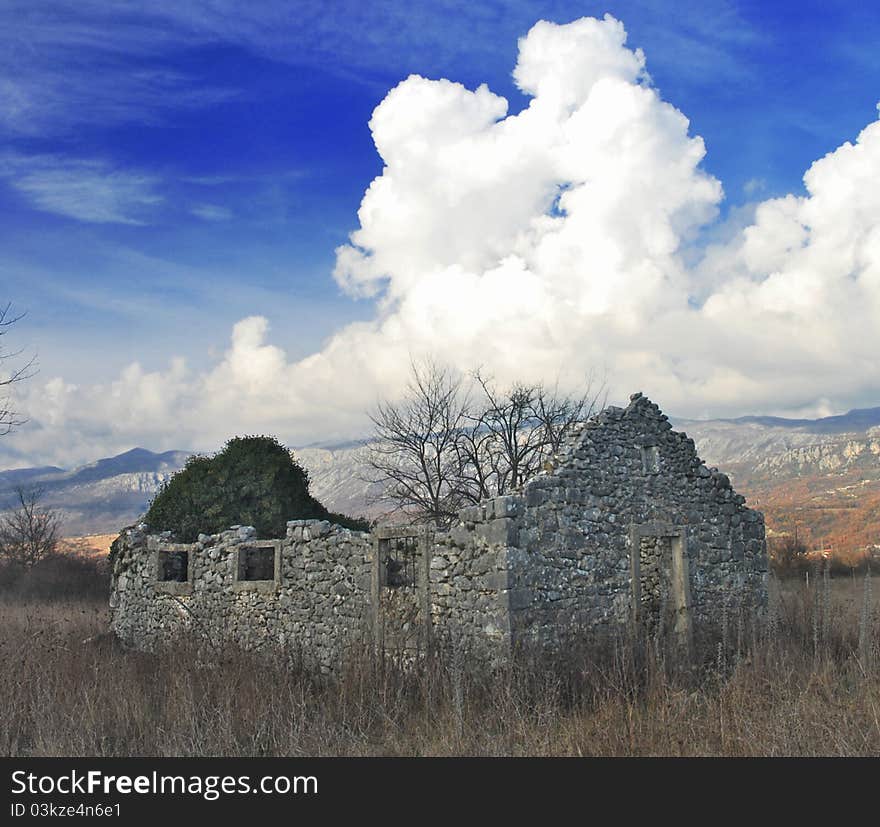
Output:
top-left (674, 408), bottom-right (880, 551)
top-left (678, 406), bottom-right (880, 434)
top-left (293, 441), bottom-right (379, 520)
top-left (673, 408), bottom-right (880, 484)
top-left (0, 448), bottom-right (194, 536)
top-left (0, 465), bottom-right (64, 487)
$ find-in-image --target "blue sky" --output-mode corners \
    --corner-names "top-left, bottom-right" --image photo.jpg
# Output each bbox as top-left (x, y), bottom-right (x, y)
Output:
top-left (4, 2), bottom-right (880, 466)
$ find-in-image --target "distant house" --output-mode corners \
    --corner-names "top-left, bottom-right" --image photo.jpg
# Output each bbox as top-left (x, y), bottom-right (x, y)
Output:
top-left (109, 393), bottom-right (768, 668)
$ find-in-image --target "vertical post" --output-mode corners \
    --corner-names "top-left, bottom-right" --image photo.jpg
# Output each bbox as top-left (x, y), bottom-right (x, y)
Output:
top-left (628, 525), bottom-right (642, 627)
top-left (371, 533), bottom-right (382, 648)
top-left (670, 529), bottom-right (693, 655)
top-left (419, 526), bottom-right (433, 648)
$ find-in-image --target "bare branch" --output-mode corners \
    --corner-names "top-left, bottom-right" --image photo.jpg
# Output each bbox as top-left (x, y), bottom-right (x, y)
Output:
top-left (461, 369), bottom-right (606, 495)
top-left (0, 303), bottom-right (35, 435)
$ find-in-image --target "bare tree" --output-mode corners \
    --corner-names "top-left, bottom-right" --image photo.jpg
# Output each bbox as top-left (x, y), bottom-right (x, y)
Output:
top-left (532, 370), bottom-right (608, 464)
top-left (456, 369), bottom-right (606, 501)
top-left (366, 360), bottom-right (606, 525)
top-left (0, 487), bottom-right (61, 568)
top-left (365, 360), bottom-right (470, 527)
top-left (0, 303), bottom-right (34, 435)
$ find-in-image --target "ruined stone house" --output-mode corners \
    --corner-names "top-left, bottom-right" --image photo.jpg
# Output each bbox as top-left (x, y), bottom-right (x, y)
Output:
top-left (109, 393), bottom-right (768, 667)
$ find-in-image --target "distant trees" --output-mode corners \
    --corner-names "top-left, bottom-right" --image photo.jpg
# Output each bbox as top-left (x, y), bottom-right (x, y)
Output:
top-left (0, 487), bottom-right (61, 568)
top-left (366, 360), bottom-right (605, 527)
top-left (0, 303), bottom-right (34, 436)
top-left (771, 533), bottom-right (808, 575)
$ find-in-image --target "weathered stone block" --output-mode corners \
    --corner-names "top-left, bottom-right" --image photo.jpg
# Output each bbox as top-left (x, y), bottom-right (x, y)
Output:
top-left (475, 518), bottom-right (519, 547)
top-left (508, 589), bottom-right (532, 611)
top-left (459, 505), bottom-right (484, 523)
top-left (449, 524), bottom-right (471, 548)
top-left (482, 571), bottom-right (508, 591)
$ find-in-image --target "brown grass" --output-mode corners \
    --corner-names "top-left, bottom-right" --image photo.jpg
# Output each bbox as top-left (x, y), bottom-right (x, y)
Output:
top-left (1, 575), bottom-right (879, 757)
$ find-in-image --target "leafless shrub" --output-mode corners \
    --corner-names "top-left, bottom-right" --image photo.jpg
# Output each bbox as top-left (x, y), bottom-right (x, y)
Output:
top-left (0, 486), bottom-right (61, 569)
top-left (768, 533), bottom-right (809, 577)
top-left (0, 551), bottom-right (108, 600)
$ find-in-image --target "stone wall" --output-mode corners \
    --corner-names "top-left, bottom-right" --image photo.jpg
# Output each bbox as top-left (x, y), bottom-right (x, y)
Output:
top-left (109, 393), bottom-right (768, 666)
top-left (110, 519), bottom-right (373, 670)
top-left (427, 506), bottom-right (518, 656)
top-left (434, 393), bottom-right (768, 651)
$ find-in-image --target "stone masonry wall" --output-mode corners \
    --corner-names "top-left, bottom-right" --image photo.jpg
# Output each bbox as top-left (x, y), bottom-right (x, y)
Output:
top-left (427, 499), bottom-right (519, 657)
top-left (432, 393), bottom-right (768, 651)
top-left (110, 519), bottom-right (373, 671)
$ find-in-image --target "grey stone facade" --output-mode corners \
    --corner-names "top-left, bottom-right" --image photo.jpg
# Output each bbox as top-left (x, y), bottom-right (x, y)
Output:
top-left (110, 521), bottom-right (375, 669)
top-left (109, 393), bottom-right (768, 666)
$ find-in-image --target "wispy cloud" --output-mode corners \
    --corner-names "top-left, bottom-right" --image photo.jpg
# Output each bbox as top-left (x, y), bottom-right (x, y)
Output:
top-left (0, 1), bottom-right (761, 137)
top-left (743, 177), bottom-right (767, 196)
top-left (1, 155), bottom-right (163, 224)
top-left (190, 203), bottom-right (233, 222)
top-left (0, 3), bottom-right (237, 136)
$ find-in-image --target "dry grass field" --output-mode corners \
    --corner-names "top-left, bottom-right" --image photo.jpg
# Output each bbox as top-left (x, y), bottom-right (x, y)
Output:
top-left (2, 560), bottom-right (879, 757)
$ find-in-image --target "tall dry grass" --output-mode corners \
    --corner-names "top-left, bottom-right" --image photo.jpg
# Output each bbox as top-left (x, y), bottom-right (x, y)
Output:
top-left (1, 572), bottom-right (879, 757)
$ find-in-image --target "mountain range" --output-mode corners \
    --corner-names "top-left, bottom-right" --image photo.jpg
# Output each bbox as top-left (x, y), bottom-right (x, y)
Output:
top-left (2, 406), bottom-right (880, 545)
top-left (0, 448), bottom-right (192, 536)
